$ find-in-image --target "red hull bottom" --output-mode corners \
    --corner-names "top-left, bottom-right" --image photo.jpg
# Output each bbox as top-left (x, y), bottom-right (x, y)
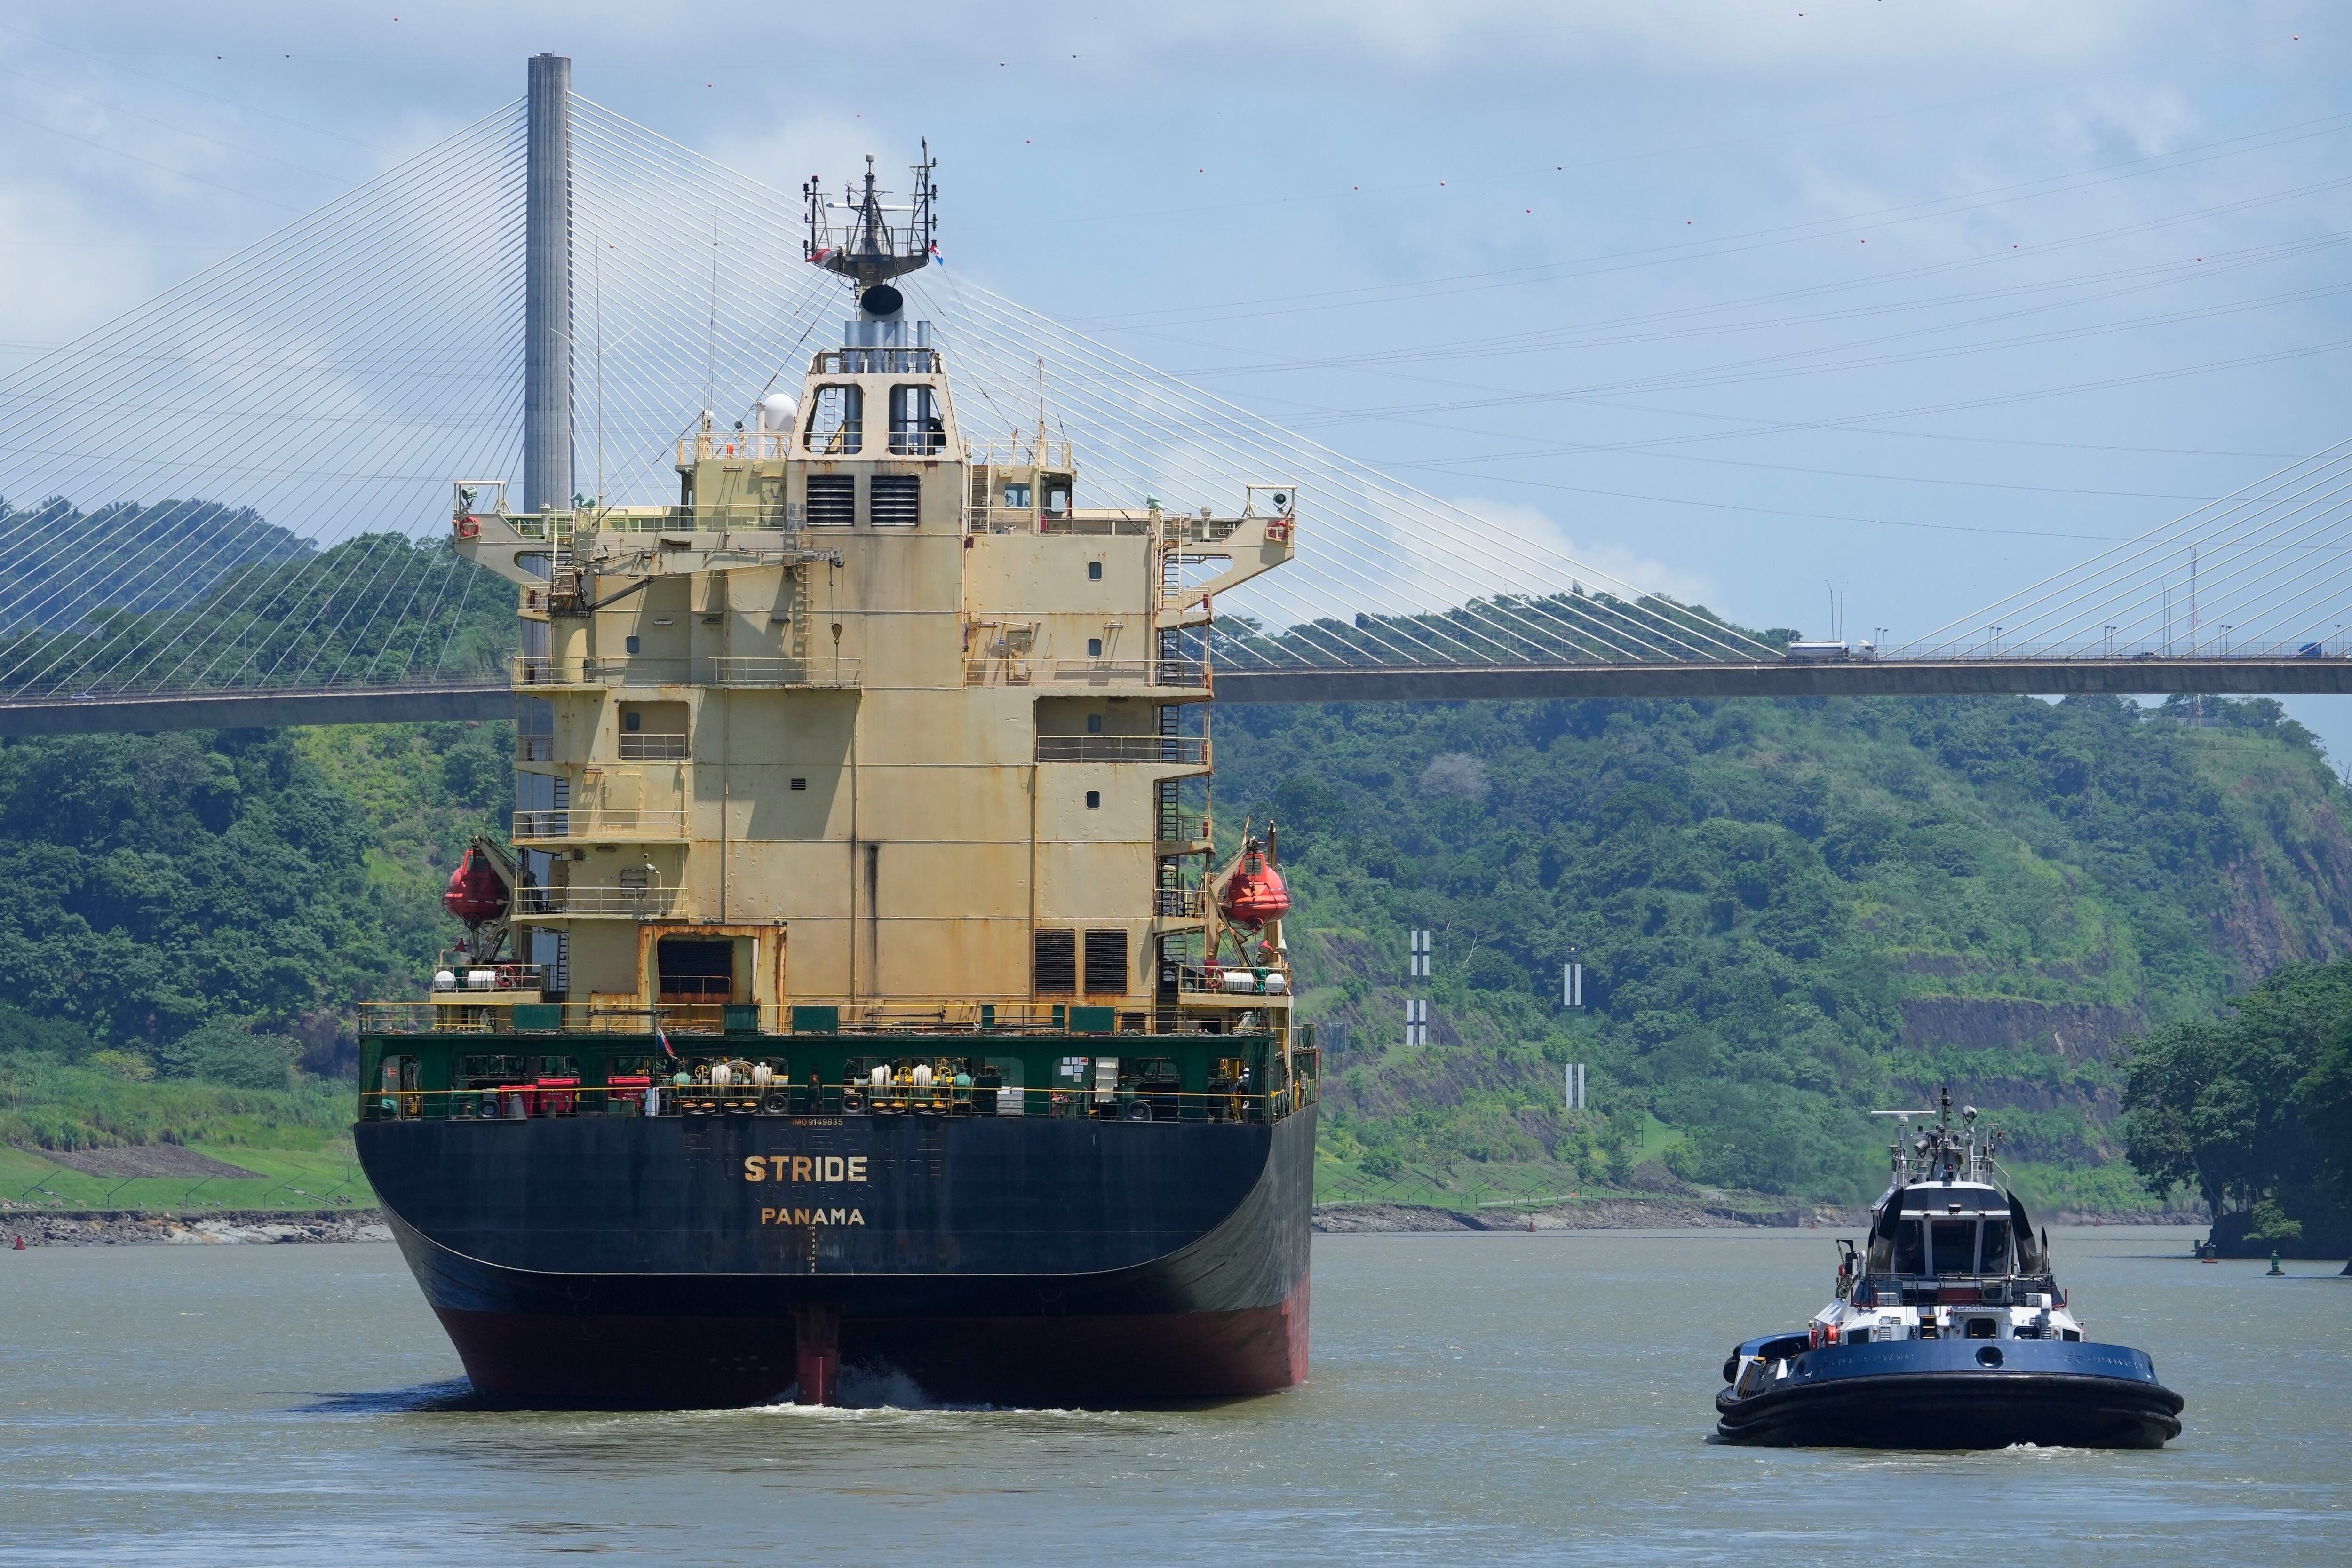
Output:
top-left (434, 1275), bottom-right (1310, 1408)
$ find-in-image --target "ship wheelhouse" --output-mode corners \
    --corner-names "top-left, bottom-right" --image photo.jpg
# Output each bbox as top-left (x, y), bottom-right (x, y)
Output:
top-left (1810, 1111), bottom-right (2082, 1354)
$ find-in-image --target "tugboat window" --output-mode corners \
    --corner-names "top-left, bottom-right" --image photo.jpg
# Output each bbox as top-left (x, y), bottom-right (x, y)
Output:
top-left (1979, 1217), bottom-right (2012, 1275)
top-left (1931, 1219), bottom-right (1977, 1276)
top-left (1893, 1218), bottom-right (1926, 1275)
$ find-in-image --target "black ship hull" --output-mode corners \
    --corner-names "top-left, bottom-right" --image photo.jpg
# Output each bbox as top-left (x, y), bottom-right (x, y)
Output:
top-left (356, 1106), bottom-right (1314, 1407)
top-left (1715, 1339), bottom-right (2184, 1449)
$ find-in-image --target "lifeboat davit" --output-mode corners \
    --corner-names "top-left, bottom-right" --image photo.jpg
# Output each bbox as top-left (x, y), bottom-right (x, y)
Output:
top-left (443, 846), bottom-right (510, 926)
top-left (1219, 830), bottom-right (1291, 932)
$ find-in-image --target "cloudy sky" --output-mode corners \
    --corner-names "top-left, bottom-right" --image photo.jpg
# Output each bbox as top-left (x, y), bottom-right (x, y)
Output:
top-left (5, 2), bottom-right (2351, 743)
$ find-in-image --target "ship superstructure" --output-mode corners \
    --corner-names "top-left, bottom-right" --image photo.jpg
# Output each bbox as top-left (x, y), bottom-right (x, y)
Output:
top-left (355, 154), bottom-right (1317, 1408)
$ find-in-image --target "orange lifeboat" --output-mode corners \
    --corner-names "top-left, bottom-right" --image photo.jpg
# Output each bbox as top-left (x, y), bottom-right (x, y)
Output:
top-left (443, 846), bottom-right (510, 927)
top-left (1218, 826), bottom-right (1291, 932)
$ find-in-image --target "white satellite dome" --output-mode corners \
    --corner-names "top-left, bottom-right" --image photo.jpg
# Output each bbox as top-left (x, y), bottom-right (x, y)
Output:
top-left (758, 391), bottom-right (799, 432)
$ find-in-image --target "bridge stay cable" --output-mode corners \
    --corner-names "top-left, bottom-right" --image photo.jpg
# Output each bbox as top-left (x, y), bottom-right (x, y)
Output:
top-left (3, 73), bottom-right (2351, 729)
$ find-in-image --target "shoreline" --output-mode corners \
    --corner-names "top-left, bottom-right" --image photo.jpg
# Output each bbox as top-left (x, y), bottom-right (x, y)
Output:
top-left (4, 1208), bottom-right (390, 1247)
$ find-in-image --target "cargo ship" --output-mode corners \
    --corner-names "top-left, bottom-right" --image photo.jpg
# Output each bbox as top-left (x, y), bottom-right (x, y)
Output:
top-left (354, 153), bottom-right (1315, 1408)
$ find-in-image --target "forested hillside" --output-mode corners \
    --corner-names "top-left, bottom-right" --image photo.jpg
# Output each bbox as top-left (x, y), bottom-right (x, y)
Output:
top-left (3, 691), bottom-right (2349, 1221)
top-left (1214, 692), bottom-right (2352, 1209)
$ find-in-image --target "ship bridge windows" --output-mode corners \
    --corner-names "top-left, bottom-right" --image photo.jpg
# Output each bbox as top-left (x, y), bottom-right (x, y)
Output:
top-left (1931, 1219), bottom-right (1980, 1277)
top-left (1042, 475), bottom-right (1071, 515)
top-left (888, 385), bottom-right (945, 454)
top-left (1980, 1216), bottom-right (2013, 1275)
top-left (1892, 1217), bottom-right (1926, 1275)
top-left (1001, 482), bottom-right (1032, 510)
top-left (805, 385), bottom-right (863, 454)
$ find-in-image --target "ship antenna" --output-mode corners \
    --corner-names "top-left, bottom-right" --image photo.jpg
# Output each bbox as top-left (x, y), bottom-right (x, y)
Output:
top-left (804, 142), bottom-right (940, 293)
top-left (594, 214), bottom-right (605, 523)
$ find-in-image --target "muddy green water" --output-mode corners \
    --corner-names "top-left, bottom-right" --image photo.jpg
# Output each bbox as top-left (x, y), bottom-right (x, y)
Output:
top-left (1, 1226), bottom-right (2343, 1565)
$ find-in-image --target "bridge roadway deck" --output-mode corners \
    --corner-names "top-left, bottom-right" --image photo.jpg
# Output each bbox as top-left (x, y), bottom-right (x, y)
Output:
top-left (1, 659), bottom-right (2348, 736)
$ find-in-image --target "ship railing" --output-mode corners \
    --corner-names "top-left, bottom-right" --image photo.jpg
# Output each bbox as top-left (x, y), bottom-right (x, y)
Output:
top-left (1155, 512), bottom-right (1252, 544)
top-left (618, 733), bottom-right (689, 761)
top-left (586, 503), bottom-right (791, 532)
top-left (352, 1081), bottom-right (1311, 1124)
top-left (1035, 512), bottom-right (1158, 537)
top-left (514, 884), bottom-right (679, 917)
top-left (1035, 735), bottom-right (1209, 765)
top-left (512, 809), bottom-right (689, 843)
top-left (1172, 965), bottom-right (1293, 997)
top-left (426, 963), bottom-right (546, 994)
top-left (513, 656), bottom-right (691, 688)
top-left (961, 438), bottom-right (1075, 470)
top-left (1045, 659), bottom-right (1209, 689)
top-left (516, 734), bottom-right (555, 762)
top-left (1155, 815), bottom-right (1211, 850)
top-left (813, 347), bottom-right (942, 376)
top-left (707, 657), bottom-right (862, 689)
top-left (676, 430), bottom-right (793, 463)
top-left (1153, 887), bottom-right (1207, 918)
top-left (512, 656), bottom-right (861, 690)
top-left (358, 999), bottom-right (1295, 1038)
top-left (962, 507), bottom-right (1155, 537)
top-left (358, 1003), bottom-right (505, 1033)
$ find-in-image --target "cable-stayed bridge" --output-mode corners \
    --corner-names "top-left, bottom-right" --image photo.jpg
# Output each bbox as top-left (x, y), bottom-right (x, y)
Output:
top-left (4, 55), bottom-right (2350, 738)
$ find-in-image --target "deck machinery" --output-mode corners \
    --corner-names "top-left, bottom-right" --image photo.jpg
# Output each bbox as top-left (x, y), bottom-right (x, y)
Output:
top-left (355, 154), bottom-right (1315, 1407)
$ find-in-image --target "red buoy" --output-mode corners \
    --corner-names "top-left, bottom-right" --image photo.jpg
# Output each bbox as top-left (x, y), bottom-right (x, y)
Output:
top-left (1219, 832), bottom-right (1291, 932)
top-left (443, 847), bottom-right (509, 926)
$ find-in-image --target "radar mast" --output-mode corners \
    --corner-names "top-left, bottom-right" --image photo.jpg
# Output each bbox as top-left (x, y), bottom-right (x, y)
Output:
top-left (804, 143), bottom-right (938, 288)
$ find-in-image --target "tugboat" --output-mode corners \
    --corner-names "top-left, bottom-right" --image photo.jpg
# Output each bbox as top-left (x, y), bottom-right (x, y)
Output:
top-left (1715, 1092), bottom-right (2183, 1449)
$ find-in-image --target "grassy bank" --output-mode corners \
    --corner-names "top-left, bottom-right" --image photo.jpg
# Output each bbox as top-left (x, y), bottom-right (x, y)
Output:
top-left (0, 1054), bottom-right (371, 1212)
top-left (0, 1140), bottom-right (371, 1212)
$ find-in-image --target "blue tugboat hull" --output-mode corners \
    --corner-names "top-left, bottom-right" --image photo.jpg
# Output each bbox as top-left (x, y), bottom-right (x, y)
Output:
top-left (1716, 1338), bottom-right (2184, 1449)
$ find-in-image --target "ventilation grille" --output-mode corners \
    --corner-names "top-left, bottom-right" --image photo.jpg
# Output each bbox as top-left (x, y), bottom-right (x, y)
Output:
top-left (870, 474), bottom-right (922, 527)
top-left (1034, 929), bottom-right (1077, 995)
top-left (806, 475), bottom-right (855, 528)
top-left (1084, 928), bottom-right (1129, 996)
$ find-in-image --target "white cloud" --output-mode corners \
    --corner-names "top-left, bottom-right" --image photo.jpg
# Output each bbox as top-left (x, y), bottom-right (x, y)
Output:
top-left (1438, 495), bottom-right (1723, 609)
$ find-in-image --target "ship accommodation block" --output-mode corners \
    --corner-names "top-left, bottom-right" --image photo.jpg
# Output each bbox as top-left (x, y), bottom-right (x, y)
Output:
top-left (460, 338), bottom-right (1294, 1040)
